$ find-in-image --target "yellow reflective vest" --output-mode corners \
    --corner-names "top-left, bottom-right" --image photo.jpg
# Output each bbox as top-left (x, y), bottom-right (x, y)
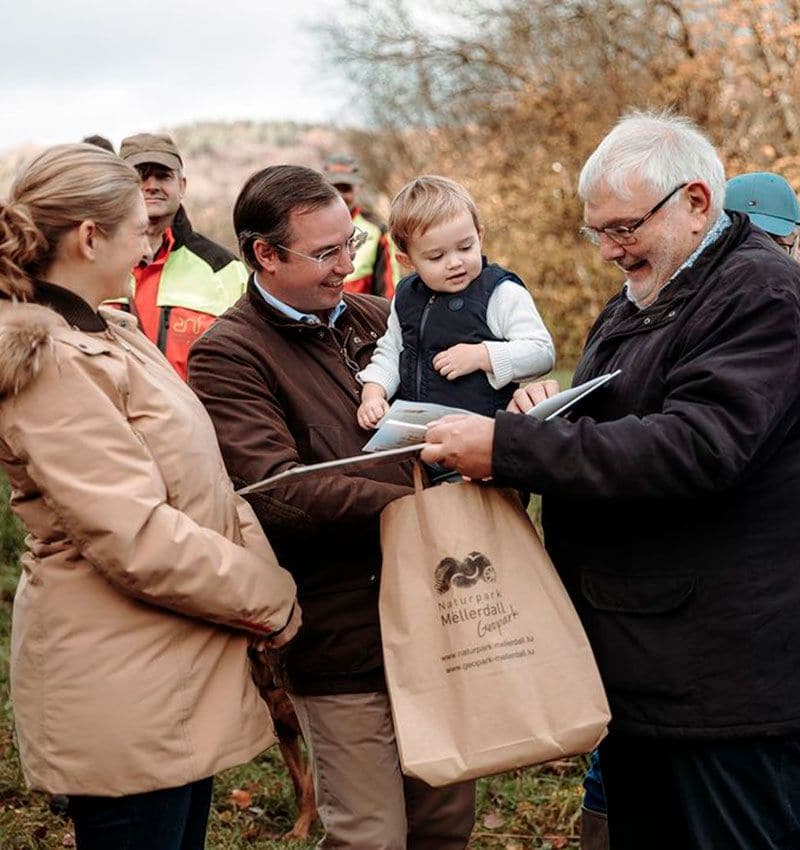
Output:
top-left (343, 208), bottom-right (402, 299)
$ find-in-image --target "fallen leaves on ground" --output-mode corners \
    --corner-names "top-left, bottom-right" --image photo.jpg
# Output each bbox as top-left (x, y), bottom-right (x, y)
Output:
top-left (482, 810), bottom-right (505, 829)
top-left (229, 787), bottom-right (252, 809)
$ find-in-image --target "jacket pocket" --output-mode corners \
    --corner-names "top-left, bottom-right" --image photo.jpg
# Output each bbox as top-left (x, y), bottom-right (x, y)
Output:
top-left (580, 570), bottom-right (699, 706)
top-left (581, 570), bottom-right (696, 614)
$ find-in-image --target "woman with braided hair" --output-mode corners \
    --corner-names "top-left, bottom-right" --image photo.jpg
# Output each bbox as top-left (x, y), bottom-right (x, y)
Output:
top-left (0, 144), bottom-right (300, 849)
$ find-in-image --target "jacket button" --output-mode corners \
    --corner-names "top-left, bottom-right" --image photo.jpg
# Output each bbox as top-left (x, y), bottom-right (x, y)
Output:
top-left (368, 574), bottom-right (376, 582)
top-left (643, 317), bottom-right (651, 325)
top-left (354, 336), bottom-right (361, 343)
top-left (667, 310), bottom-right (676, 318)
top-left (370, 331), bottom-right (377, 338)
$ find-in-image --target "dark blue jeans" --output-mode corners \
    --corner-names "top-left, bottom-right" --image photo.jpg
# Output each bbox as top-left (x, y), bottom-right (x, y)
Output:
top-left (599, 731), bottom-right (800, 849)
top-left (68, 776), bottom-right (214, 850)
top-left (582, 749), bottom-right (607, 814)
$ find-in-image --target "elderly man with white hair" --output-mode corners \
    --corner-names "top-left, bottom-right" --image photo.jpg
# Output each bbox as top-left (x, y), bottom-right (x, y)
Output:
top-left (422, 112), bottom-right (800, 849)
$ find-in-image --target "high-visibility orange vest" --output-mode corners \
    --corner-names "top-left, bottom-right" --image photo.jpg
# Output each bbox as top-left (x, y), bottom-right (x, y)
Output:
top-left (106, 207), bottom-right (247, 381)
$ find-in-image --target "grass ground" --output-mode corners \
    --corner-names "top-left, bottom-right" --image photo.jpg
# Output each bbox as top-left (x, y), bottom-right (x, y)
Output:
top-left (0, 370), bottom-right (586, 848)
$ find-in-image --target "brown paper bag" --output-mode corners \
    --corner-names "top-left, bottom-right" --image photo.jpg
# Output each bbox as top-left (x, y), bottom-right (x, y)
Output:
top-left (379, 467), bottom-right (610, 787)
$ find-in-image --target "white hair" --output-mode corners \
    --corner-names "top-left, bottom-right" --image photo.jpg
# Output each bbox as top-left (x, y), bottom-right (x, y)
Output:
top-left (578, 110), bottom-right (726, 217)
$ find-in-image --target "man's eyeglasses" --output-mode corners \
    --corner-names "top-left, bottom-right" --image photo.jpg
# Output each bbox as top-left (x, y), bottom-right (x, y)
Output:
top-left (580, 183), bottom-right (688, 247)
top-left (277, 227), bottom-right (368, 266)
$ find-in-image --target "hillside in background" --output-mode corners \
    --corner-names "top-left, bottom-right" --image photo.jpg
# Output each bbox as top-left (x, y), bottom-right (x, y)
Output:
top-left (171, 121), bottom-right (346, 252)
top-left (0, 121), bottom-right (380, 255)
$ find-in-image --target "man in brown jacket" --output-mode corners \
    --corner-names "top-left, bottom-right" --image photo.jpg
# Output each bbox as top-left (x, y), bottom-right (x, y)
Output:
top-left (188, 165), bottom-right (475, 849)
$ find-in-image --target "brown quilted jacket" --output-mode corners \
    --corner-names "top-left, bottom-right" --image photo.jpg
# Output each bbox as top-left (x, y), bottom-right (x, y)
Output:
top-left (189, 281), bottom-right (414, 694)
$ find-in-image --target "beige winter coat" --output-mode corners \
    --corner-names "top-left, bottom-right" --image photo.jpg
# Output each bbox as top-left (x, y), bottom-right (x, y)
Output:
top-left (0, 283), bottom-right (297, 796)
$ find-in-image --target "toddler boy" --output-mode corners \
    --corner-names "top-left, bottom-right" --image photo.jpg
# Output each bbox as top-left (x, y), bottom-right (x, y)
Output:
top-left (357, 175), bottom-right (555, 427)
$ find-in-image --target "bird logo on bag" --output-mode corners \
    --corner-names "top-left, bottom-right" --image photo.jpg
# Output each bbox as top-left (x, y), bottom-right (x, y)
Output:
top-left (434, 552), bottom-right (496, 594)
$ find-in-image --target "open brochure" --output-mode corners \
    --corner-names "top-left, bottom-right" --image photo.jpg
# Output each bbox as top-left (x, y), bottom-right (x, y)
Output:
top-left (523, 369), bottom-right (621, 422)
top-left (362, 370), bottom-right (621, 451)
top-left (235, 371), bottom-right (620, 495)
top-left (361, 401), bottom-right (471, 452)
top-left (235, 444), bottom-right (425, 495)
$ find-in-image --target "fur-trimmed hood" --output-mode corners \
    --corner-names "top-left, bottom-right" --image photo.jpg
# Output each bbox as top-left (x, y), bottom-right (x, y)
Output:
top-left (0, 302), bottom-right (61, 397)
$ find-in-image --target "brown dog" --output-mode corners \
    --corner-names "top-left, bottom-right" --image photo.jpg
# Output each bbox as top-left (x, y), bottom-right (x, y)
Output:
top-left (249, 649), bottom-right (317, 840)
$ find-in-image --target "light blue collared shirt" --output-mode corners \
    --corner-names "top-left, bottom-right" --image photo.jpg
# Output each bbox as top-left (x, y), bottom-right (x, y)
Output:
top-left (625, 211), bottom-right (732, 306)
top-left (253, 272), bottom-right (347, 327)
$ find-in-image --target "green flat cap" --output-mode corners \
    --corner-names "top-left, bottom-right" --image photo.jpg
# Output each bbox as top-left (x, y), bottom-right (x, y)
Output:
top-left (120, 132), bottom-right (182, 171)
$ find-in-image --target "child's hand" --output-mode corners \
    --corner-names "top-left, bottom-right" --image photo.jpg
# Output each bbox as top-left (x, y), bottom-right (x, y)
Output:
top-left (357, 396), bottom-right (390, 429)
top-left (432, 343), bottom-right (490, 380)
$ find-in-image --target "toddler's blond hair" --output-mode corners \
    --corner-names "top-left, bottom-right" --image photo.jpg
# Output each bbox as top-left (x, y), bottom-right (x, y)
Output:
top-left (389, 176), bottom-right (481, 253)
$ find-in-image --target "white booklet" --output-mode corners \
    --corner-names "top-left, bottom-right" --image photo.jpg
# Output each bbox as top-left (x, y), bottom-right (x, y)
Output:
top-left (362, 370), bottom-right (621, 452)
top-left (523, 369), bottom-right (621, 422)
top-left (361, 400), bottom-right (471, 452)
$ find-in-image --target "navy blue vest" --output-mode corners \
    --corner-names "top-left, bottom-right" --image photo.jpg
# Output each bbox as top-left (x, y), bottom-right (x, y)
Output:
top-left (395, 259), bottom-right (525, 417)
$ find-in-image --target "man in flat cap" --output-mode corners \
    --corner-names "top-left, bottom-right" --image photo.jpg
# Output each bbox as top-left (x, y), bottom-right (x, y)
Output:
top-left (115, 132), bottom-right (247, 380)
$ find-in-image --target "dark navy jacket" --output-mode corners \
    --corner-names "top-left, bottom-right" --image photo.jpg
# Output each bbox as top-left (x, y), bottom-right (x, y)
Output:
top-left (395, 259), bottom-right (525, 416)
top-left (493, 214), bottom-right (800, 738)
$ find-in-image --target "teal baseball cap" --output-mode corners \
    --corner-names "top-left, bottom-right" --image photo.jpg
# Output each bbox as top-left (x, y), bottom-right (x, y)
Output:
top-left (725, 172), bottom-right (800, 237)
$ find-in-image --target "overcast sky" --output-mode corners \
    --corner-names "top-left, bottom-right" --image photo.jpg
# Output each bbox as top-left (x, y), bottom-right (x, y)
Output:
top-left (0, 0), bottom-right (348, 154)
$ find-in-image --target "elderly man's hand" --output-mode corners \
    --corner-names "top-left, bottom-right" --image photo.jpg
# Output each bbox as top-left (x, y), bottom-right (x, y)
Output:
top-left (421, 413), bottom-right (495, 480)
top-left (507, 379), bottom-right (561, 413)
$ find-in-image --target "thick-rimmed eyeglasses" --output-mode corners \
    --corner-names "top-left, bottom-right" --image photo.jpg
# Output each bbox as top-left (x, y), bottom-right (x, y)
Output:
top-left (580, 183), bottom-right (688, 246)
top-left (276, 227), bottom-right (368, 266)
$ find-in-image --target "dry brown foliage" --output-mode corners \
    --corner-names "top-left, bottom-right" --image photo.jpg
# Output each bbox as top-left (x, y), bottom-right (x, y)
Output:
top-left (320, 0), bottom-right (800, 365)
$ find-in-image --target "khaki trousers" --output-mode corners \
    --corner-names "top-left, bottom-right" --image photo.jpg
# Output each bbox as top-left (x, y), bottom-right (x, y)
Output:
top-left (291, 691), bottom-right (475, 849)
